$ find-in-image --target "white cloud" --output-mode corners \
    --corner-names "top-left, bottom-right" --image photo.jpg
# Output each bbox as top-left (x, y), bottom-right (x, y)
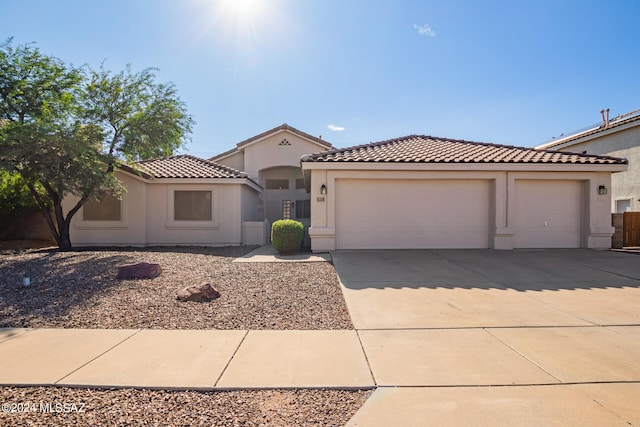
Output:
top-left (327, 124), bottom-right (345, 132)
top-left (414, 24), bottom-right (436, 37)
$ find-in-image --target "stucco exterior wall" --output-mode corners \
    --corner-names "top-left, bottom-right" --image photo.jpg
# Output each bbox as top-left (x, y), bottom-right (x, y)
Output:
top-left (243, 131), bottom-right (328, 180)
top-left (67, 172), bottom-right (147, 246)
top-left (217, 151), bottom-right (244, 171)
top-left (144, 183), bottom-right (242, 246)
top-left (305, 166), bottom-right (616, 251)
top-left (545, 125), bottom-right (640, 212)
top-left (66, 172), bottom-right (253, 247)
top-left (241, 185), bottom-right (262, 221)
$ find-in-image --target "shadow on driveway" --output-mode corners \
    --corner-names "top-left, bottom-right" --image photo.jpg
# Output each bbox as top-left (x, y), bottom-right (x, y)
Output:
top-left (332, 249), bottom-right (640, 292)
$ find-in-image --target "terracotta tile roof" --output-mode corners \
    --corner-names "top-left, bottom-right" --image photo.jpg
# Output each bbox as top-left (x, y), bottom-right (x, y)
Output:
top-left (301, 135), bottom-right (627, 165)
top-left (135, 155), bottom-right (247, 179)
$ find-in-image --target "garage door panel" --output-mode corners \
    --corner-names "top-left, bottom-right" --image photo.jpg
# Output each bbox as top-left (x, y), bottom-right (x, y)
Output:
top-left (336, 179), bottom-right (490, 249)
top-left (514, 180), bottom-right (583, 248)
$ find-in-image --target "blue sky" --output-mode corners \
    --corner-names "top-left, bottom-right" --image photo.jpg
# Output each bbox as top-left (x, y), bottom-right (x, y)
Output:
top-left (4, 0), bottom-right (640, 157)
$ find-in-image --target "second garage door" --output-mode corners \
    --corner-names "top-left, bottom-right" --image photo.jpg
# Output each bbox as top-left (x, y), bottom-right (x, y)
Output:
top-left (335, 179), bottom-right (491, 249)
top-left (513, 180), bottom-right (584, 248)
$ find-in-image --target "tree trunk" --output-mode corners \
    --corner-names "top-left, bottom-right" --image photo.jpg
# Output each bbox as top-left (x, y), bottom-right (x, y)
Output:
top-left (52, 195), bottom-right (75, 252)
top-left (56, 222), bottom-right (73, 252)
top-left (26, 182), bottom-right (77, 252)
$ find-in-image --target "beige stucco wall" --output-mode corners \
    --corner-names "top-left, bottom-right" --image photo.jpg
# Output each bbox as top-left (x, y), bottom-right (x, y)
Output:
top-left (144, 182), bottom-right (242, 246)
top-left (304, 165), bottom-right (618, 251)
top-left (67, 171), bottom-right (147, 246)
top-left (241, 185), bottom-right (262, 221)
top-left (544, 125), bottom-right (640, 212)
top-left (217, 151), bottom-right (244, 171)
top-left (243, 131), bottom-right (329, 180)
top-left (66, 172), bottom-right (259, 247)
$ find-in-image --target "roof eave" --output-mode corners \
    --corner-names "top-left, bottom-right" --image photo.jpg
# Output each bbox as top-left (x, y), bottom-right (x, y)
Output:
top-left (536, 118), bottom-right (640, 150)
top-left (237, 124), bottom-right (333, 150)
top-left (300, 161), bottom-right (627, 173)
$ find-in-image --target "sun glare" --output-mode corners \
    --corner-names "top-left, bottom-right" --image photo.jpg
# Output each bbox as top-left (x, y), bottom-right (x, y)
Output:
top-left (190, 0), bottom-right (286, 57)
top-left (221, 0), bottom-right (265, 19)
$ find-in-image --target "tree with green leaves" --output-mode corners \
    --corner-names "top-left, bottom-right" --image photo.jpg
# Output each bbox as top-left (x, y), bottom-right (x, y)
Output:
top-left (0, 39), bottom-right (194, 250)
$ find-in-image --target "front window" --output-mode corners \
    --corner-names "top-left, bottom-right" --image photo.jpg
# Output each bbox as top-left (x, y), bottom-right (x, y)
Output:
top-left (266, 179), bottom-right (289, 190)
top-left (616, 199), bottom-right (632, 213)
top-left (83, 195), bottom-right (121, 221)
top-left (296, 199), bottom-right (310, 219)
top-left (174, 190), bottom-right (212, 221)
top-left (282, 200), bottom-right (291, 219)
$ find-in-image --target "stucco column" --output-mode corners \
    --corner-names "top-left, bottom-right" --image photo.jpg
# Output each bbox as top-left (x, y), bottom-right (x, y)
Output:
top-left (586, 173), bottom-right (615, 249)
top-left (308, 169), bottom-right (335, 251)
top-left (493, 172), bottom-right (514, 249)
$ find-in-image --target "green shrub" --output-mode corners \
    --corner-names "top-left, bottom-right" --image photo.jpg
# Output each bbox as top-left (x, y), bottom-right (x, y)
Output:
top-left (271, 219), bottom-right (304, 254)
top-left (0, 171), bottom-right (47, 221)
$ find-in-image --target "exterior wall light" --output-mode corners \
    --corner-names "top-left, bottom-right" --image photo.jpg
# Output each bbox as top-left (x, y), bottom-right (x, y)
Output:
top-left (598, 185), bottom-right (608, 195)
top-left (320, 184), bottom-right (327, 195)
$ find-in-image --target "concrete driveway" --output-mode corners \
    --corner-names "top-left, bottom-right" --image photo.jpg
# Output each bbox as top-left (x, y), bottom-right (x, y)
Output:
top-left (332, 249), bottom-right (640, 426)
top-left (332, 249), bottom-right (640, 329)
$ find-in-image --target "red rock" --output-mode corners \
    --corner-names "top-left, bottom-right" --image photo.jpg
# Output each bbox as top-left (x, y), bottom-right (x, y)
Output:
top-left (176, 283), bottom-right (220, 302)
top-left (117, 262), bottom-right (162, 280)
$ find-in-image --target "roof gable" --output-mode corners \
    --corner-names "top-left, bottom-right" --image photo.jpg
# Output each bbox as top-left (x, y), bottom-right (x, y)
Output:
top-left (211, 123), bottom-right (332, 162)
top-left (301, 135), bottom-right (627, 165)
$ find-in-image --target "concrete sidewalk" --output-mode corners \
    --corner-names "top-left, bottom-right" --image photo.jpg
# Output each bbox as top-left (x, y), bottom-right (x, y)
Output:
top-left (1, 325), bottom-right (639, 425)
top-left (0, 328), bottom-right (372, 390)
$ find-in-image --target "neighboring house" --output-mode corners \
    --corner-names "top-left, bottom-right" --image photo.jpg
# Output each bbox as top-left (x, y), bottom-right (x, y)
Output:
top-left (536, 109), bottom-right (640, 213)
top-left (210, 124), bottom-right (333, 232)
top-left (301, 135), bottom-right (627, 251)
top-left (66, 124), bottom-right (332, 247)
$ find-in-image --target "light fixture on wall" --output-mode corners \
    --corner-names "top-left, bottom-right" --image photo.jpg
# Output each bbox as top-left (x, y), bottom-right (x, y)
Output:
top-left (598, 185), bottom-right (608, 195)
top-left (320, 184), bottom-right (327, 195)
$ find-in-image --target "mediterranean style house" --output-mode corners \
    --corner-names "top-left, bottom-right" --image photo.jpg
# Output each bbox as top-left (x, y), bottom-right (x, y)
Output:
top-left (536, 108), bottom-right (640, 213)
top-left (66, 124), bottom-right (627, 251)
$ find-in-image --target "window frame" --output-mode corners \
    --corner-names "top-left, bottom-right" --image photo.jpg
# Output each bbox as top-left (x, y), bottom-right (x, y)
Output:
top-left (615, 198), bottom-right (632, 213)
top-left (282, 200), bottom-right (291, 220)
top-left (166, 185), bottom-right (220, 229)
top-left (82, 194), bottom-right (123, 222)
top-left (295, 199), bottom-right (311, 219)
top-left (76, 194), bottom-right (127, 230)
top-left (265, 179), bottom-right (290, 190)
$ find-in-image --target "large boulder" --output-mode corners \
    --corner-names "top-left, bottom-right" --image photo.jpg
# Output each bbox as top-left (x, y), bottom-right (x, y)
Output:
top-left (117, 262), bottom-right (162, 280)
top-left (176, 283), bottom-right (220, 302)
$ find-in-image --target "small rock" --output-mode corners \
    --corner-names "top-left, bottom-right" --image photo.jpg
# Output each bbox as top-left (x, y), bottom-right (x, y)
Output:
top-left (117, 262), bottom-right (162, 280)
top-left (176, 283), bottom-right (220, 302)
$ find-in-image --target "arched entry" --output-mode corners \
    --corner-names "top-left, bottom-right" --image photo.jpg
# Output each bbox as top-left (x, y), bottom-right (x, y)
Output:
top-left (259, 166), bottom-right (311, 233)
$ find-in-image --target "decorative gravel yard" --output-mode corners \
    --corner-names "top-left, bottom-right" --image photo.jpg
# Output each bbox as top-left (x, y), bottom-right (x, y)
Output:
top-left (0, 246), bottom-right (353, 330)
top-left (0, 245), bottom-right (367, 426)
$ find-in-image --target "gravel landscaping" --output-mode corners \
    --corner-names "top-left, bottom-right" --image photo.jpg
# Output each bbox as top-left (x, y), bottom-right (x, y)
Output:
top-left (0, 245), bottom-right (368, 425)
top-left (0, 387), bottom-right (371, 426)
top-left (0, 246), bottom-right (353, 330)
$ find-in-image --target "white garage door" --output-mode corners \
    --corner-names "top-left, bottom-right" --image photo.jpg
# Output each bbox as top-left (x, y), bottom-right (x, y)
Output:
top-left (513, 180), bottom-right (583, 248)
top-left (335, 179), bottom-right (490, 249)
